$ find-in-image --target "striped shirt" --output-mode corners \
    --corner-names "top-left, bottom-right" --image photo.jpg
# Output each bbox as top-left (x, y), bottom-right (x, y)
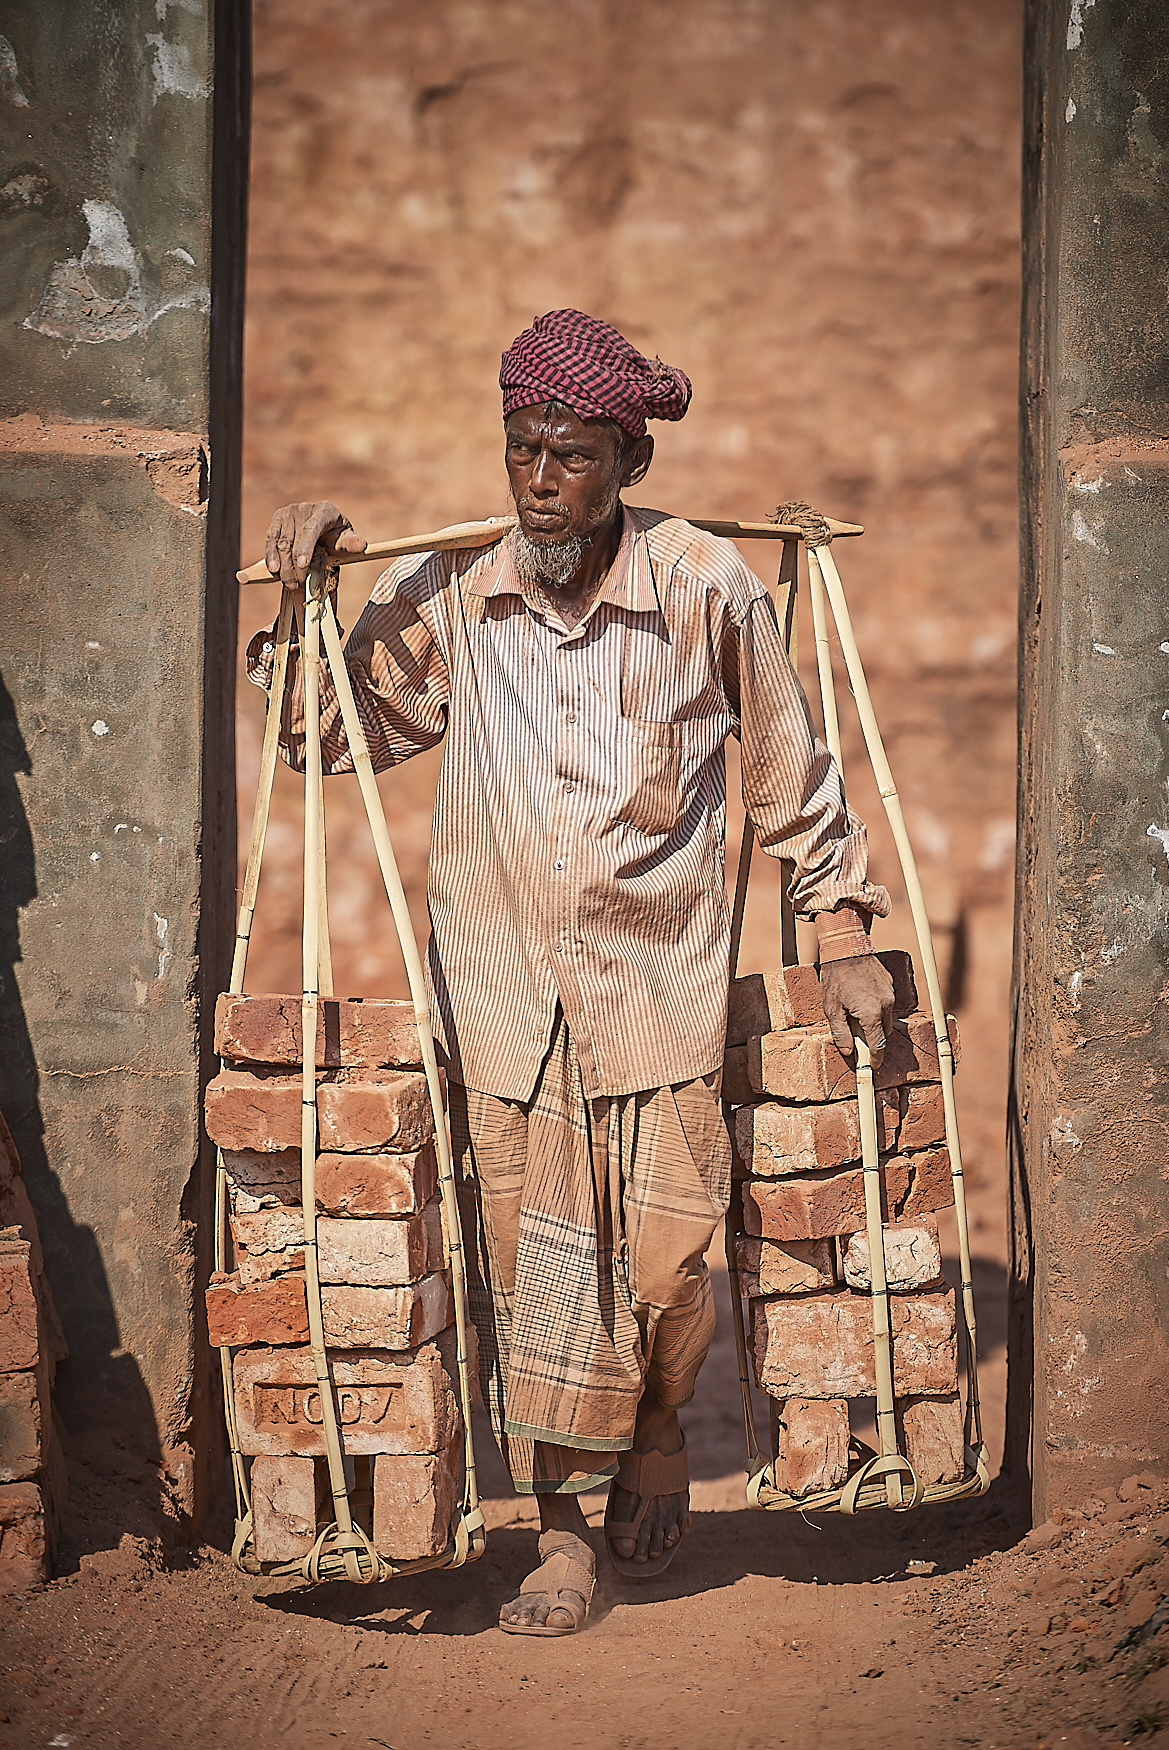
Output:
top-left (247, 505), bottom-right (889, 1101)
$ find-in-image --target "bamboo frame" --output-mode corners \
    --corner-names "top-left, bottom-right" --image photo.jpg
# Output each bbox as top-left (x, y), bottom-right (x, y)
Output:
top-left (808, 552), bottom-right (903, 1510)
top-left (216, 566), bottom-right (486, 1585)
top-left (729, 535), bottom-right (989, 1516)
top-left (219, 505), bottom-right (987, 1552)
top-left (811, 542), bottom-right (987, 1484)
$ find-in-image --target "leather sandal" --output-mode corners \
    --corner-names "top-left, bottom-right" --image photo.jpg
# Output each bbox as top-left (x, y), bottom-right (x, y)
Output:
top-left (498, 1533), bottom-right (595, 1637)
top-left (603, 1435), bottom-right (689, 1578)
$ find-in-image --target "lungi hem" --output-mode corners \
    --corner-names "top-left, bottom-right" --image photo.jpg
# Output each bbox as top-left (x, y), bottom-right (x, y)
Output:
top-left (514, 1465), bottom-right (619, 1496)
top-left (504, 1418), bottom-right (632, 1454)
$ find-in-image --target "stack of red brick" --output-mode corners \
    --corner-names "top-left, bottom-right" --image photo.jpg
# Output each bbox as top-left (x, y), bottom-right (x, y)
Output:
top-left (204, 995), bottom-right (466, 1565)
top-left (724, 953), bottom-right (967, 1500)
top-left (0, 1111), bottom-right (67, 1590)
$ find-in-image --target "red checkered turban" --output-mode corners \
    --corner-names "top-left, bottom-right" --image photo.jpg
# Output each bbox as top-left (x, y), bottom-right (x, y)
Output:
top-left (499, 308), bottom-right (692, 438)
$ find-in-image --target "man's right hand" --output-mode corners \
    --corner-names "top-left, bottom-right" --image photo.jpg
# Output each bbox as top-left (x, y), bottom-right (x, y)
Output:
top-left (264, 501), bottom-right (367, 589)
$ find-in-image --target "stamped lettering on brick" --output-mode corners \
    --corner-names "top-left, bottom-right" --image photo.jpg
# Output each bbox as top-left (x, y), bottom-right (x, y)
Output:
top-left (234, 1340), bottom-right (461, 1457)
top-left (253, 1383), bottom-right (400, 1427)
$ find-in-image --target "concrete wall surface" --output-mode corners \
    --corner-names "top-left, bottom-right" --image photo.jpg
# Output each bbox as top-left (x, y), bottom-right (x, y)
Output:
top-left (0, 2), bottom-right (246, 1515)
top-left (1012, 0), bottom-right (1169, 1516)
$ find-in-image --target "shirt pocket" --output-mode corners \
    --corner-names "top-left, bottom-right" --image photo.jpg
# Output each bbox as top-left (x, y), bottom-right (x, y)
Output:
top-left (608, 713), bottom-right (685, 835)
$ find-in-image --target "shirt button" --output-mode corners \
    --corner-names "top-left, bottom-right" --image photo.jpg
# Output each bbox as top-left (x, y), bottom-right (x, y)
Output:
top-left (553, 858), bottom-right (565, 871)
top-left (565, 712), bottom-right (577, 724)
top-left (555, 942), bottom-right (565, 953)
top-left (564, 783), bottom-right (575, 794)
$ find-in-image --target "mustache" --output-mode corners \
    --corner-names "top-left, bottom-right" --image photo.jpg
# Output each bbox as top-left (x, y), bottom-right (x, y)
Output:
top-left (517, 494), bottom-right (569, 521)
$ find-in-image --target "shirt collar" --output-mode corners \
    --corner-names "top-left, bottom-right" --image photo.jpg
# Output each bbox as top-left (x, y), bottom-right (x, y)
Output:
top-left (463, 506), bottom-right (659, 616)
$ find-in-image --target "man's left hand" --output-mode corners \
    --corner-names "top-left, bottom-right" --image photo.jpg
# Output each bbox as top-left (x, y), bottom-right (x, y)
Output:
top-left (820, 954), bottom-right (895, 1068)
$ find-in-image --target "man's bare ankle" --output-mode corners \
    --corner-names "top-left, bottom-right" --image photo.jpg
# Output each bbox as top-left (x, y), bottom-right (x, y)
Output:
top-left (537, 1493), bottom-right (590, 1543)
top-left (633, 1391), bottom-right (683, 1453)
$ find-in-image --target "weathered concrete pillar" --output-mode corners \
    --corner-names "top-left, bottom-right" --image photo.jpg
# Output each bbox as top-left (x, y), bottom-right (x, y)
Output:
top-left (0, 2), bottom-right (248, 1519)
top-left (1011, 0), bottom-right (1169, 1518)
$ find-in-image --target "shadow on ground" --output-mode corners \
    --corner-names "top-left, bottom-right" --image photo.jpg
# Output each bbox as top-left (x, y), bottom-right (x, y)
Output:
top-left (254, 1473), bottom-right (1021, 1638)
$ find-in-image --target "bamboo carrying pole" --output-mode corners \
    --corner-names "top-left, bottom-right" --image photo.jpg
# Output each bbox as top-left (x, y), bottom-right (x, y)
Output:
top-left (235, 512), bottom-right (864, 585)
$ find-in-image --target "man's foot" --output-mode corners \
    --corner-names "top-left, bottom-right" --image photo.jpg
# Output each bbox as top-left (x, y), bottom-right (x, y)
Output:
top-left (498, 1529), bottom-right (595, 1635)
top-left (605, 1390), bottom-right (690, 1571)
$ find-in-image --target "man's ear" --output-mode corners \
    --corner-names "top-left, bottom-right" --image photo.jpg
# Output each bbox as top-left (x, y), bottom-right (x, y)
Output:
top-left (622, 434), bottom-right (654, 489)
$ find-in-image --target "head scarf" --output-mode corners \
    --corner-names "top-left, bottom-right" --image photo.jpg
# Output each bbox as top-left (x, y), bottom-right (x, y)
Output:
top-left (499, 308), bottom-right (692, 438)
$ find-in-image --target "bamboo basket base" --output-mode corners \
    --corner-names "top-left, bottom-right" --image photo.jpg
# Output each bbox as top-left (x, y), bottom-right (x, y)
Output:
top-left (746, 1443), bottom-right (991, 1515)
top-left (231, 1508), bottom-right (486, 1583)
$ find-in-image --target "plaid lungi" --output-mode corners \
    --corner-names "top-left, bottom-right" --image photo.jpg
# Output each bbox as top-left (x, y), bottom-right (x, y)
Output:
top-left (450, 1012), bottom-right (732, 1493)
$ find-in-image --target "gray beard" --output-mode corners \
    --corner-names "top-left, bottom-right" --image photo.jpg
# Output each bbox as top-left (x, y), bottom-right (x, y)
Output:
top-left (507, 468), bottom-right (624, 595)
top-left (506, 525), bottom-right (590, 592)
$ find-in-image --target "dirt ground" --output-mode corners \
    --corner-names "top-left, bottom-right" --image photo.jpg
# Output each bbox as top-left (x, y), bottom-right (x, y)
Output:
top-left (3, 1), bottom-right (1095, 1744)
top-left (3, 1227), bottom-right (1169, 1750)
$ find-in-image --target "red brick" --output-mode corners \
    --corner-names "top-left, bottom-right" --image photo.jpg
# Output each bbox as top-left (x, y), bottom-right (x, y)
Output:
top-left (318, 1078), bottom-right (435, 1154)
top-left (896, 1392), bottom-right (966, 1486)
top-left (321, 1275), bottom-right (453, 1350)
top-left (769, 1397), bottom-right (851, 1498)
top-left (749, 1011), bottom-right (961, 1102)
top-left (250, 1455), bottom-right (323, 1564)
top-left (205, 1069), bottom-right (434, 1154)
top-left (206, 1272), bottom-right (310, 1347)
top-left (221, 1145), bottom-right (438, 1218)
top-left (0, 1370), bottom-right (41, 1482)
top-left (0, 1481), bottom-right (46, 1591)
top-left (221, 1149), bottom-right (302, 1213)
top-left (898, 1083), bottom-right (948, 1152)
top-left (721, 1047), bottom-right (755, 1109)
top-left (741, 1145), bottom-right (954, 1242)
top-left (233, 1330), bottom-right (462, 1457)
top-left (316, 1148), bottom-right (438, 1218)
top-left (216, 993), bottom-right (423, 1069)
top-left (726, 965), bottom-right (823, 1044)
top-left (896, 1146), bottom-right (957, 1224)
top-left (733, 1234), bottom-right (836, 1297)
top-left (317, 1205), bottom-right (443, 1286)
top-left (207, 1270), bottom-right (453, 1351)
top-left (0, 1237), bottom-right (39, 1373)
top-left (751, 1287), bottom-right (958, 1399)
top-left (728, 951), bottom-right (917, 1051)
top-left (230, 1202), bottom-right (441, 1286)
top-left (373, 1439), bottom-right (460, 1560)
top-left (733, 1092), bottom-right (899, 1177)
top-left (841, 1216), bottom-right (943, 1292)
top-left (230, 1207), bottom-right (305, 1282)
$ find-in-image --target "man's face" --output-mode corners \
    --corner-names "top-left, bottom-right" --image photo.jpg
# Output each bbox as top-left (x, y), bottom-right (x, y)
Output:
top-left (504, 404), bottom-right (627, 549)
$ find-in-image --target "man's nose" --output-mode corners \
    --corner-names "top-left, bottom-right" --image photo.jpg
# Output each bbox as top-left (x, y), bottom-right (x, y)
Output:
top-left (530, 448), bottom-right (560, 495)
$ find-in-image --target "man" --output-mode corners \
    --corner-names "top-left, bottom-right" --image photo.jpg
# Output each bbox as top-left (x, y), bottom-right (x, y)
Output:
top-left (253, 308), bottom-right (893, 1638)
